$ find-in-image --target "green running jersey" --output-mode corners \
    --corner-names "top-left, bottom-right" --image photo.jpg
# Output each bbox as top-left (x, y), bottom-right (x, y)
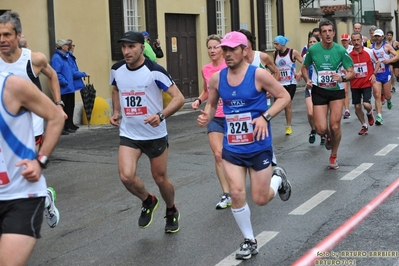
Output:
top-left (303, 42), bottom-right (354, 90)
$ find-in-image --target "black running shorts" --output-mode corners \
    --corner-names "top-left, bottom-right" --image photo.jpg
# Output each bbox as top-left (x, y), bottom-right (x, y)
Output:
top-left (120, 136), bottom-right (169, 158)
top-left (0, 197), bottom-right (45, 238)
top-left (311, 85), bottom-right (345, 106)
top-left (351, 87), bottom-right (372, 105)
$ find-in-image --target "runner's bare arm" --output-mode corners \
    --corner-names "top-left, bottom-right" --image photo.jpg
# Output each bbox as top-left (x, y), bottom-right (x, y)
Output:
top-left (198, 71), bottom-right (219, 127)
top-left (343, 66), bottom-right (355, 81)
top-left (110, 85), bottom-right (121, 126)
top-left (160, 84), bottom-right (185, 118)
top-left (293, 49), bottom-right (303, 64)
top-left (301, 64), bottom-right (312, 88)
top-left (260, 53), bottom-right (280, 81)
top-left (32, 52), bottom-right (62, 103)
top-left (386, 44), bottom-right (399, 64)
top-left (255, 68), bottom-right (290, 118)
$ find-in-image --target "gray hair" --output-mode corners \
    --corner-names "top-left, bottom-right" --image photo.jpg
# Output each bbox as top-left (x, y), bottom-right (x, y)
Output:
top-left (369, 25), bottom-right (377, 32)
top-left (0, 11), bottom-right (22, 35)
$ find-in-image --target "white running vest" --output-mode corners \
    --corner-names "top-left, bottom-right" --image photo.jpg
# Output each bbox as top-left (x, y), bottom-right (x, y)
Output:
top-left (251, 51), bottom-right (271, 106)
top-left (0, 48), bottom-right (44, 137)
top-left (274, 48), bottom-right (297, 86)
top-left (0, 72), bottom-right (46, 200)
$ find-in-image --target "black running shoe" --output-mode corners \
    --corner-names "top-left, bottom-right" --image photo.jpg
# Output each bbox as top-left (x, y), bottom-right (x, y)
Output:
top-left (273, 166), bottom-right (292, 201)
top-left (236, 239), bottom-right (258, 260)
top-left (309, 130), bottom-right (316, 144)
top-left (320, 135), bottom-right (326, 145)
top-left (139, 196), bottom-right (159, 228)
top-left (165, 209), bottom-right (180, 233)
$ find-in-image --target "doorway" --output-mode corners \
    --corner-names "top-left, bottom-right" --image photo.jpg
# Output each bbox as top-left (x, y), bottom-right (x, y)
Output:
top-left (165, 14), bottom-right (199, 98)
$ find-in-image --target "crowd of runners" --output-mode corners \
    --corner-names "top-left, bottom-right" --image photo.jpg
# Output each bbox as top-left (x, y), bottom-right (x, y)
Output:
top-left (1, 9), bottom-right (398, 264)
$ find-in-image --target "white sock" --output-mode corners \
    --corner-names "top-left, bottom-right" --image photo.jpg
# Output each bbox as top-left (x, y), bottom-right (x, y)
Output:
top-left (270, 175), bottom-right (282, 197)
top-left (231, 204), bottom-right (254, 240)
top-left (362, 123), bottom-right (367, 128)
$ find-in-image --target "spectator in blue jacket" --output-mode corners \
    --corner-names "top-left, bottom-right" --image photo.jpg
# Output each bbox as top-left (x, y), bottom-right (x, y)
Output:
top-left (50, 39), bottom-right (75, 134)
top-left (67, 39), bottom-right (89, 130)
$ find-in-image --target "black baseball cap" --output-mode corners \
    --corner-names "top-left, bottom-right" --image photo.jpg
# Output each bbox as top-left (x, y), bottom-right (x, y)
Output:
top-left (118, 31), bottom-right (144, 44)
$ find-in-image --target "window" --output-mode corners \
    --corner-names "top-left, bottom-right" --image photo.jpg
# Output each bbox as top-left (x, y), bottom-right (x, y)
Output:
top-left (264, 0), bottom-right (273, 50)
top-left (123, 0), bottom-right (140, 31)
top-left (109, 0), bottom-right (143, 60)
top-left (216, 0), bottom-right (226, 36)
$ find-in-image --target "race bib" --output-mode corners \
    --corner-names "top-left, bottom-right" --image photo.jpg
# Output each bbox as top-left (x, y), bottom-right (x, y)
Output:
top-left (354, 62), bottom-right (368, 78)
top-left (0, 141), bottom-right (10, 186)
top-left (279, 67), bottom-right (292, 82)
top-left (121, 90), bottom-right (148, 117)
top-left (318, 71), bottom-right (337, 88)
top-left (226, 113), bottom-right (254, 145)
top-left (378, 62), bottom-right (385, 73)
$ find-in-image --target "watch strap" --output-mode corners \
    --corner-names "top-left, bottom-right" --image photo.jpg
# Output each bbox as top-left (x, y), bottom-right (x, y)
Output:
top-left (55, 100), bottom-right (65, 107)
top-left (36, 155), bottom-right (49, 169)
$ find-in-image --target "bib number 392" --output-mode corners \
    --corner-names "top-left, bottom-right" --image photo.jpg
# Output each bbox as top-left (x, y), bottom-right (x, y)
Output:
top-left (318, 71), bottom-right (337, 88)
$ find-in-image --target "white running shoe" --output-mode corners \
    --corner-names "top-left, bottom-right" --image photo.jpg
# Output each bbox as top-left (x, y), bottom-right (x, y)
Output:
top-left (215, 193), bottom-right (232, 209)
top-left (44, 187), bottom-right (60, 228)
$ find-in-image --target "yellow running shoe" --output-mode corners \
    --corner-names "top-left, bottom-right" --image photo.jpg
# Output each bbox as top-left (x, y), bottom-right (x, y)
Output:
top-left (285, 126), bottom-right (292, 135)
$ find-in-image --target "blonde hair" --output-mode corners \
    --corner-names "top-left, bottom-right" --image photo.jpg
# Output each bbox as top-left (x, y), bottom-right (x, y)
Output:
top-left (206, 34), bottom-right (222, 47)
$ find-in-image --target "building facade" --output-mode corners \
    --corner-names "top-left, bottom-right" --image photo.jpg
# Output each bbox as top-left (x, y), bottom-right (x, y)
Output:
top-left (0, 0), bottom-right (320, 103)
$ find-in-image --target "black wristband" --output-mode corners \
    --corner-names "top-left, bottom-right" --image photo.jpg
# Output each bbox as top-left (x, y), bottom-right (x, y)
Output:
top-left (195, 98), bottom-right (202, 105)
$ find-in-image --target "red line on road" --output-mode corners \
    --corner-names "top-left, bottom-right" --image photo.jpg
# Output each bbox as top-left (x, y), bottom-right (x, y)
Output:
top-left (292, 178), bottom-right (399, 266)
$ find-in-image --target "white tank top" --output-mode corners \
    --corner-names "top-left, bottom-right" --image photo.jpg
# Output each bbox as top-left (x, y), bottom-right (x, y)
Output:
top-left (0, 72), bottom-right (46, 200)
top-left (251, 51), bottom-right (263, 68)
top-left (274, 48), bottom-right (297, 86)
top-left (0, 48), bottom-right (44, 137)
top-left (251, 51), bottom-right (271, 106)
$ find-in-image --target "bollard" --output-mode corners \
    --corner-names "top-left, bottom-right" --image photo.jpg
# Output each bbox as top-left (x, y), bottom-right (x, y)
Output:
top-left (82, 96), bottom-right (111, 125)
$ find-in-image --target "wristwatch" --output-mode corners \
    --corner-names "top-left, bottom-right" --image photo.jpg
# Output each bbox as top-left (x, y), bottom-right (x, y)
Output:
top-left (341, 75), bottom-right (347, 82)
top-left (262, 112), bottom-right (272, 122)
top-left (37, 155), bottom-right (50, 169)
top-left (157, 112), bottom-right (165, 122)
top-left (55, 100), bottom-right (65, 107)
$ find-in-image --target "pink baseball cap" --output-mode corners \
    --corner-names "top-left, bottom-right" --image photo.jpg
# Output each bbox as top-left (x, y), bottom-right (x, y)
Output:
top-left (217, 31), bottom-right (248, 48)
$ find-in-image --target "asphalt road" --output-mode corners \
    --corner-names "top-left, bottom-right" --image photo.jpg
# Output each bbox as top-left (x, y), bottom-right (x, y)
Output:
top-left (28, 86), bottom-right (399, 266)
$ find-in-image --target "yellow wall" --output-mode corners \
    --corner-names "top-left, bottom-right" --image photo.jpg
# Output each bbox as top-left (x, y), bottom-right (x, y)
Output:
top-left (0, 0), bottom-right (113, 101)
top-left (53, 0), bottom-right (111, 101)
top-left (0, 0), bottom-right (51, 93)
top-left (283, 1), bottom-right (302, 52)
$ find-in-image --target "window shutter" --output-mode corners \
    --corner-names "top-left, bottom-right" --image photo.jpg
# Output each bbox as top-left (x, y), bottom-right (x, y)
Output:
top-left (109, 0), bottom-right (124, 61)
top-left (207, 0), bottom-right (217, 35)
top-left (256, 0), bottom-right (266, 51)
top-left (230, 0), bottom-right (240, 31)
top-left (145, 0), bottom-right (158, 39)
